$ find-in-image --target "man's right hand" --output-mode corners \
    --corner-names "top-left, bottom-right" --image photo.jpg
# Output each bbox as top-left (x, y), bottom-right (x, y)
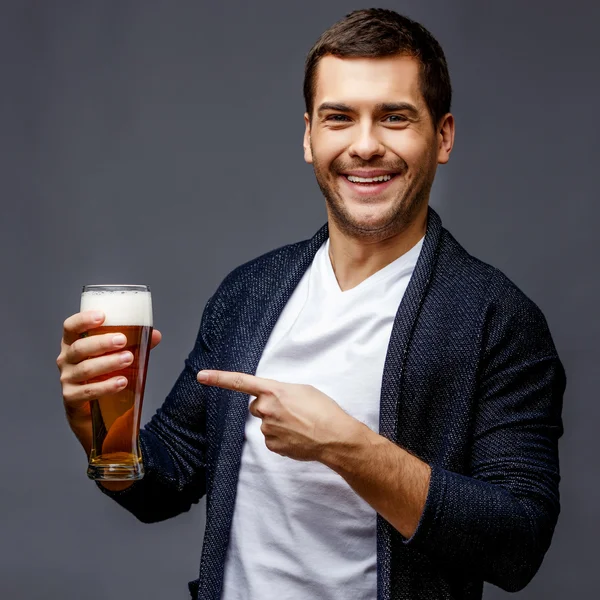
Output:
top-left (56, 310), bottom-right (162, 456)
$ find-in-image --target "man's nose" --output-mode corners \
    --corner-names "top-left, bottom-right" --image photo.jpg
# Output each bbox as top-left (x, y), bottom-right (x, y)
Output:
top-left (347, 124), bottom-right (385, 160)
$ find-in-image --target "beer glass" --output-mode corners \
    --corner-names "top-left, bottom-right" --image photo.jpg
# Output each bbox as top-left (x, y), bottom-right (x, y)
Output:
top-left (80, 284), bottom-right (153, 481)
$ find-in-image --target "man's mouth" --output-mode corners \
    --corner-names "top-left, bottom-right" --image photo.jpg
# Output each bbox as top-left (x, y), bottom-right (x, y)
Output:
top-left (339, 172), bottom-right (399, 194)
top-left (345, 174), bottom-right (394, 184)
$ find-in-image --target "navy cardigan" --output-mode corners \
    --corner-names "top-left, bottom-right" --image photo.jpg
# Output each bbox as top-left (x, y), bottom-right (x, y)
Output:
top-left (101, 208), bottom-right (565, 600)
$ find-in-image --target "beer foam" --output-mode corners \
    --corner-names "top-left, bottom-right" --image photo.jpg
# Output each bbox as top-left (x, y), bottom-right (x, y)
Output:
top-left (81, 289), bottom-right (153, 327)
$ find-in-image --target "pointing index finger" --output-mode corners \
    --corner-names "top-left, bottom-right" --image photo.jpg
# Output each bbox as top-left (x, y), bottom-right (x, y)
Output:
top-left (197, 370), bottom-right (274, 396)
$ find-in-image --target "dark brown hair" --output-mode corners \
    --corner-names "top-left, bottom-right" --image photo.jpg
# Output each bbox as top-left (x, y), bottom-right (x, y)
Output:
top-left (303, 9), bottom-right (452, 127)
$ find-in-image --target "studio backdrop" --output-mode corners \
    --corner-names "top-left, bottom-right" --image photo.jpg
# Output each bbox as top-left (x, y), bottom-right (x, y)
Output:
top-left (0, 1), bottom-right (598, 599)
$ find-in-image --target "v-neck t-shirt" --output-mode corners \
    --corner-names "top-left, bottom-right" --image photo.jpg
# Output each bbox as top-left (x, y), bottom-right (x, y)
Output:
top-left (221, 235), bottom-right (424, 600)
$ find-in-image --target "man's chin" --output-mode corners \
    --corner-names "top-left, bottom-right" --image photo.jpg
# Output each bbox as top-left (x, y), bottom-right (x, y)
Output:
top-left (328, 197), bottom-right (424, 239)
top-left (330, 211), bottom-right (402, 239)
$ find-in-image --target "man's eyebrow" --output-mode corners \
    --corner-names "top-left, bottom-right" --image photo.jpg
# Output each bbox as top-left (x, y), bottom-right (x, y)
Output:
top-left (317, 102), bottom-right (354, 114)
top-left (374, 102), bottom-right (419, 115)
top-left (316, 101), bottom-right (420, 115)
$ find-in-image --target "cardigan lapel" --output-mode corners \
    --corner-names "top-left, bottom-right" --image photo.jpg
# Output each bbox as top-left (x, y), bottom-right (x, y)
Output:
top-left (217, 223), bottom-right (330, 467)
top-left (376, 208), bottom-right (443, 600)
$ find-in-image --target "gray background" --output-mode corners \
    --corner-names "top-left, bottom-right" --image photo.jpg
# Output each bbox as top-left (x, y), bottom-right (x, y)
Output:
top-left (1, 1), bottom-right (598, 598)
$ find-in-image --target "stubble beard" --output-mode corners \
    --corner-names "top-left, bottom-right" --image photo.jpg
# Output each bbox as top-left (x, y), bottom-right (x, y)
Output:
top-left (311, 149), bottom-right (436, 243)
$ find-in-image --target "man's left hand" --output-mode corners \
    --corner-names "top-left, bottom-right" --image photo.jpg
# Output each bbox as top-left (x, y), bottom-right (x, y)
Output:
top-left (196, 369), bottom-right (359, 462)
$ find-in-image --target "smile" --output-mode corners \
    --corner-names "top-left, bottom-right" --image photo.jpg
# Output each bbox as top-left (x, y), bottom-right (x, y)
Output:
top-left (346, 174), bottom-right (393, 183)
top-left (340, 172), bottom-right (399, 196)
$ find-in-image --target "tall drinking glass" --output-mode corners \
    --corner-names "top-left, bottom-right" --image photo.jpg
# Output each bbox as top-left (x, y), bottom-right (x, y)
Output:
top-left (80, 285), bottom-right (153, 481)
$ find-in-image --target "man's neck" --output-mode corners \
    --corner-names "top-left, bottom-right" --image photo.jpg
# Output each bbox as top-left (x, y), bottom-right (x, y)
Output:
top-left (327, 209), bottom-right (427, 292)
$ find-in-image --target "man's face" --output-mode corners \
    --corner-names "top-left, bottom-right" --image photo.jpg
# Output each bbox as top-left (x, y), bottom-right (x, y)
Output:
top-left (304, 55), bottom-right (450, 240)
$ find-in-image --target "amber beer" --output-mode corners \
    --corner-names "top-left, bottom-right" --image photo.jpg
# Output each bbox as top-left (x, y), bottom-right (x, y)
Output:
top-left (80, 285), bottom-right (153, 481)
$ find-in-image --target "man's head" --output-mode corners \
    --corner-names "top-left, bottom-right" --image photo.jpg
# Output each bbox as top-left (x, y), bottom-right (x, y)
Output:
top-left (303, 9), bottom-right (455, 241)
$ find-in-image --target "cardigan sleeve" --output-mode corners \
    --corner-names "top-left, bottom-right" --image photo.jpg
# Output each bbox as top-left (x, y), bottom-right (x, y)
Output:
top-left (96, 295), bottom-right (216, 523)
top-left (404, 280), bottom-right (566, 592)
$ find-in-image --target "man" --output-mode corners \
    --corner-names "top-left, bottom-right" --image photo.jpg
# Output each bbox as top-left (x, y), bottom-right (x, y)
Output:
top-left (56, 9), bottom-right (565, 600)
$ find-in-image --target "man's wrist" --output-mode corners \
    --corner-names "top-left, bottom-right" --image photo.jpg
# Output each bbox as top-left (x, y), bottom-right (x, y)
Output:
top-left (318, 417), bottom-right (431, 539)
top-left (318, 416), bottom-right (380, 474)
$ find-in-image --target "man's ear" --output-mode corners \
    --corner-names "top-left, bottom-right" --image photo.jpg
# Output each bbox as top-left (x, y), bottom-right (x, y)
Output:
top-left (436, 113), bottom-right (455, 165)
top-left (303, 113), bottom-right (313, 164)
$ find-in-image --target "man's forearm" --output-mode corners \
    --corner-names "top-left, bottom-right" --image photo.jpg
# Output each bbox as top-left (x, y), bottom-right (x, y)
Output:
top-left (319, 419), bottom-right (431, 539)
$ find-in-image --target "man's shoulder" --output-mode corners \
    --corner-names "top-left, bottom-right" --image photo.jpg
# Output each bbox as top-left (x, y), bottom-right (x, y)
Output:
top-left (197, 232), bottom-right (322, 347)
top-left (436, 226), bottom-right (548, 327)
top-left (211, 226), bottom-right (326, 301)
top-left (225, 239), bottom-right (313, 287)
top-left (235, 238), bottom-right (312, 277)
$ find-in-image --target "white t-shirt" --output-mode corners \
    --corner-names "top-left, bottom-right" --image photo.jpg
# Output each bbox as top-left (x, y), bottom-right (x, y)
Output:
top-left (221, 236), bottom-right (424, 600)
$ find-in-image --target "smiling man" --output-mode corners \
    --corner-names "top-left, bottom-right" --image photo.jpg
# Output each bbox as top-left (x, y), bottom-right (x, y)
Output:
top-left (57, 9), bottom-right (565, 600)
top-left (305, 52), bottom-right (452, 288)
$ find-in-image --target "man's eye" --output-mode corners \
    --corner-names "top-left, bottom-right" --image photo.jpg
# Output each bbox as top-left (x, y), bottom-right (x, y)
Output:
top-left (385, 114), bottom-right (408, 123)
top-left (326, 114), bottom-right (351, 122)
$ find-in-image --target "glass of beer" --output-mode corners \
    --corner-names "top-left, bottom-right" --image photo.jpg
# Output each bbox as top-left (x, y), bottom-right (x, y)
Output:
top-left (80, 284), bottom-right (153, 481)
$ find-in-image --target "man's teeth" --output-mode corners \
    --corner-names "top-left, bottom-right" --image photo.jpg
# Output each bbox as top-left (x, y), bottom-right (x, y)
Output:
top-left (346, 174), bottom-right (393, 183)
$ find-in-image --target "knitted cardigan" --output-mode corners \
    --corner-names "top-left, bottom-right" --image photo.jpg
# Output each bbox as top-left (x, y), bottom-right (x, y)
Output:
top-left (100, 208), bottom-right (565, 600)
